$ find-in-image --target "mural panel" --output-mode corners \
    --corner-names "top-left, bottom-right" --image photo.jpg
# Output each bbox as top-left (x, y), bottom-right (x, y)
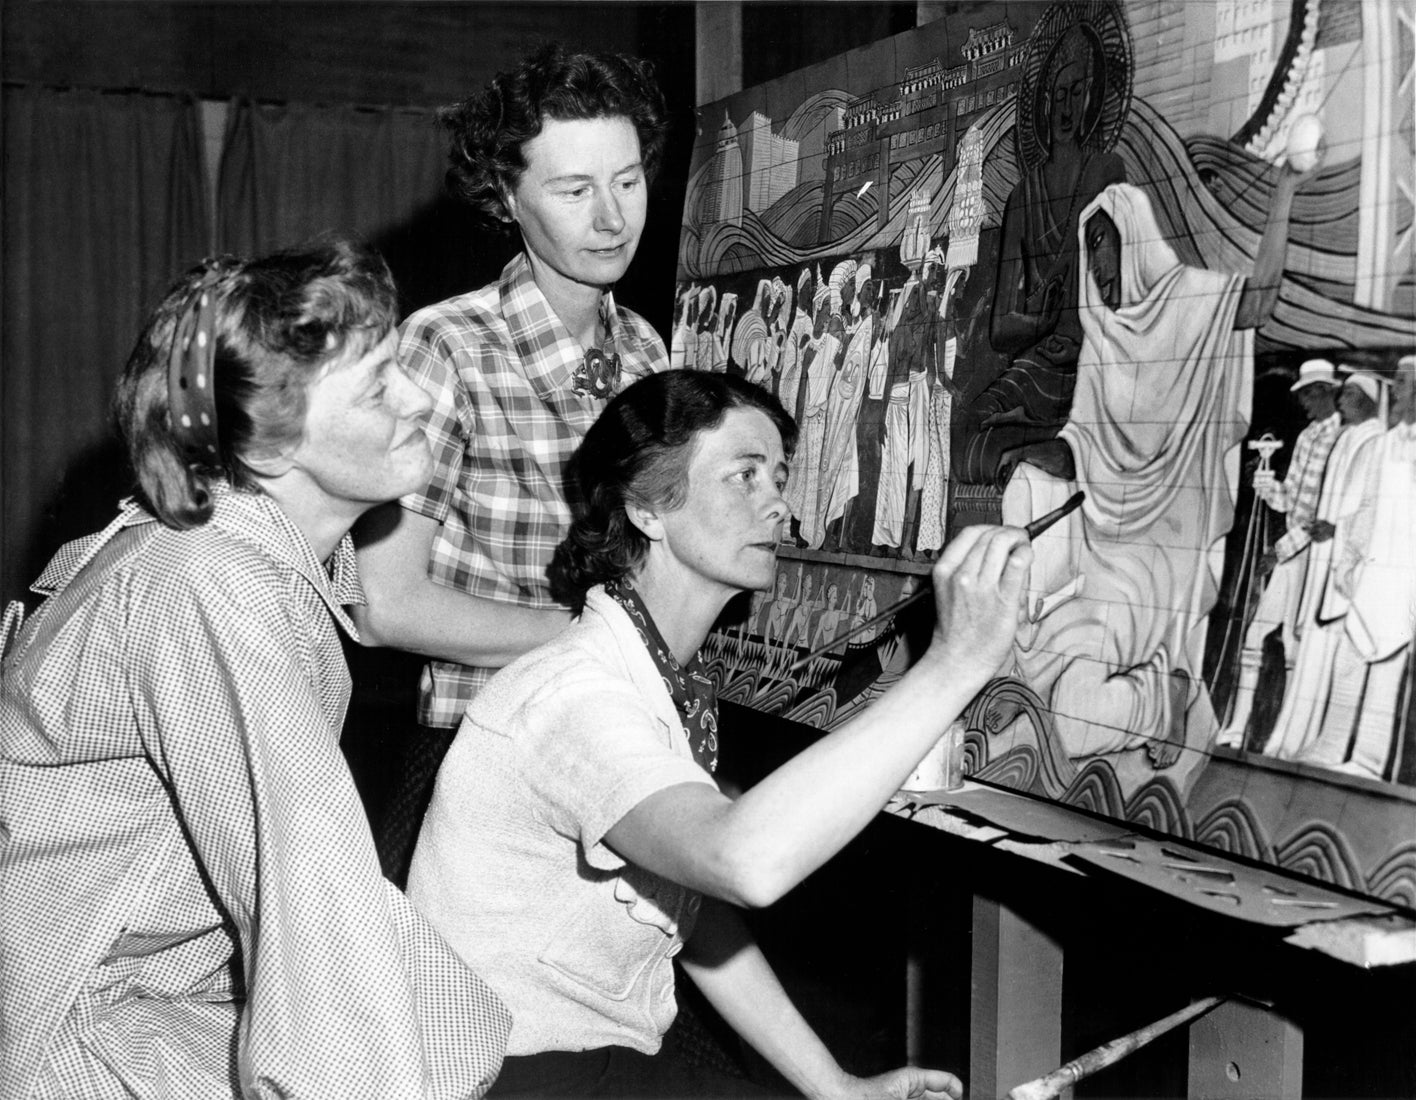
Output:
top-left (676, 0), bottom-right (1416, 905)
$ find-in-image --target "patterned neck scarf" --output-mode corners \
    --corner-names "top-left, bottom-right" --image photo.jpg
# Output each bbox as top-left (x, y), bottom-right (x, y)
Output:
top-left (569, 302), bottom-right (621, 400)
top-left (605, 579), bottom-right (719, 773)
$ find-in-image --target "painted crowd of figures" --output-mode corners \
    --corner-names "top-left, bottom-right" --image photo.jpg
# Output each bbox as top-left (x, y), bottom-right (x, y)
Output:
top-left (677, 180), bottom-right (1413, 791)
top-left (672, 250), bottom-right (960, 561)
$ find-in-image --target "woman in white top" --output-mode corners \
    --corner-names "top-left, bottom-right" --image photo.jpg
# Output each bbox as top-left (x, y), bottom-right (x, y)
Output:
top-left (408, 369), bottom-right (1030, 1098)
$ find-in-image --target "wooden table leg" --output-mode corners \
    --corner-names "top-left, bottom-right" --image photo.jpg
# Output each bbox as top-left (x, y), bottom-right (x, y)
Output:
top-left (1187, 998), bottom-right (1302, 1100)
top-left (970, 894), bottom-right (1064, 1099)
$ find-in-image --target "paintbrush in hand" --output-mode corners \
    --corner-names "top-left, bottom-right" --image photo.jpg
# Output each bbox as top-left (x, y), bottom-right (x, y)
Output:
top-left (783, 491), bottom-right (1085, 674)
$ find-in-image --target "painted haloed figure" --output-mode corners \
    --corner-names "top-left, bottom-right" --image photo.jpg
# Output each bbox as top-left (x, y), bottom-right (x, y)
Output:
top-left (961, 22), bottom-right (1126, 484)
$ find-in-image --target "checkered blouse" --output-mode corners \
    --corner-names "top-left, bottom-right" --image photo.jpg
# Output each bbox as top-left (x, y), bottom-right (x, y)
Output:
top-left (0, 487), bottom-right (509, 1098)
top-left (398, 252), bottom-right (668, 726)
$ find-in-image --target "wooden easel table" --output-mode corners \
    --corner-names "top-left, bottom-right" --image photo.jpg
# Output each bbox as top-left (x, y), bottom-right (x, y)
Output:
top-left (885, 781), bottom-right (1416, 1099)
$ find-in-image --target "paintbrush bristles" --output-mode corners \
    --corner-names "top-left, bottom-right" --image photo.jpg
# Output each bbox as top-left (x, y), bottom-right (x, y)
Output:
top-left (1022, 490), bottom-right (1085, 540)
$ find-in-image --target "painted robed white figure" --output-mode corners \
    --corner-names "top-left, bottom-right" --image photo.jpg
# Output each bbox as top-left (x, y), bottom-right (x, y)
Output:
top-left (1003, 182), bottom-right (1252, 791)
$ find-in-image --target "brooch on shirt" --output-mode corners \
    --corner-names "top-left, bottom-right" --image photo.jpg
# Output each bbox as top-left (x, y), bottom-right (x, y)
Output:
top-left (571, 347), bottom-right (622, 401)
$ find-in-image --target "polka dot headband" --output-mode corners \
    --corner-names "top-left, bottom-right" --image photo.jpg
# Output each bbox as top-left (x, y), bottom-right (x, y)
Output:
top-left (166, 274), bottom-right (221, 461)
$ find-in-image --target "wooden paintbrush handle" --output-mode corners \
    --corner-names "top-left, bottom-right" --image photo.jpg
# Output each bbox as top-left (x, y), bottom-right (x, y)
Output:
top-left (1005, 996), bottom-right (1225, 1100)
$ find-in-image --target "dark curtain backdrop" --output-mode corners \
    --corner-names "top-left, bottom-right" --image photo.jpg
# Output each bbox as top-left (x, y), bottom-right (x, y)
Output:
top-left (217, 99), bottom-right (513, 315)
top-left (3, 91), bottom-right (649, 605)
top-left (1, 87), bottom-right (208, 604)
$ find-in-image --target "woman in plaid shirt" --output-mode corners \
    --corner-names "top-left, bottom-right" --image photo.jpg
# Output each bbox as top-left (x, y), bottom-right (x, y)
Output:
top-left (0, 240), bottom-right (510, 1098)
top-left (352, 44), bottom-right (671, 885)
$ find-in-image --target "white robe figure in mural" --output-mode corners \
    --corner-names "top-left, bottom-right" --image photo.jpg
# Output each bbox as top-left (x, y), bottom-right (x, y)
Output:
top-left (1264, 373), bottom-right (1389, 766)
top-left (1335, 356), bottom-right (1416, 778)
top-left (917, 262), bottom-right (965, 554)
top-left (670, 282), bottom-right (699, 371)
top-left (693, 285), bottom-right (717, 371)
top-left (776, 267), bottom-right (816, 423)
top-left (819, 263), bottom-right (876, 546)
top-left (1283, 377), bottom-right (1387, 645)
top-left (994, 174), bottom-right (1309, 794)
top-left (864, 285), bottom-right (902, 546)
top-left (784, 284), bottom-right (839, 548)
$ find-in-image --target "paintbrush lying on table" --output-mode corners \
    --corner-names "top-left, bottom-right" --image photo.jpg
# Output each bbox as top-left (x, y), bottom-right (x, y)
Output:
top-left (1004, 994), bottom-right (1227, 1100)
top-left (784, 491), bottom-right (1085, 674)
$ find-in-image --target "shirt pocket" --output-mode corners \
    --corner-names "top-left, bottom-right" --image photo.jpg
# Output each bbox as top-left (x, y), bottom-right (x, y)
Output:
top-left (536, 865), bottom-right (688, 1003)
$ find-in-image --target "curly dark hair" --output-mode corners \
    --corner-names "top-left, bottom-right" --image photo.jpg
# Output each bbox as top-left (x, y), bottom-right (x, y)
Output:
top-left (114, 238), bottom-right (397, 529)
top-left (549, 371), bottom-right (797, 614)
top-left (439, 43), bottom-right (670, 228)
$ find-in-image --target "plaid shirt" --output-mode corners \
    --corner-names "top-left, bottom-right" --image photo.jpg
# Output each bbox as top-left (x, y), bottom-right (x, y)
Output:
top-left (0, 488), bottom-right (509, 1099)
top-left (1268, 412), bottom-right (1342, 561)
top-left (399, 253), bottom-right (668, 726)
